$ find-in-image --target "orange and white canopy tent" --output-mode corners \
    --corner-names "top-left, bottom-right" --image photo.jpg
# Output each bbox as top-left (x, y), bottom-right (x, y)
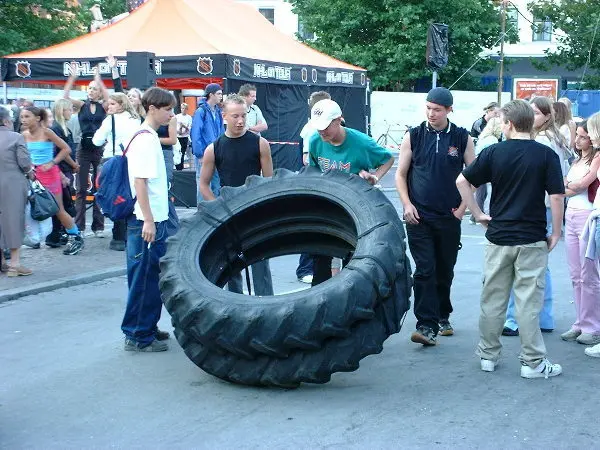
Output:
top-left (1, 0), bottom-right (366, 90)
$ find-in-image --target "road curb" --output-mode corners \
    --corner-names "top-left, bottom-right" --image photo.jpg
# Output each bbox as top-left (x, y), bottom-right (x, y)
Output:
top-left (0, 267), bottom-right (126, 304)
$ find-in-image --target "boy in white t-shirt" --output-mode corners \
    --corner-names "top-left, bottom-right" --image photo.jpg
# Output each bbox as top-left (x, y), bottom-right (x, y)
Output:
top-left (121, 87), bottom-right (175, 352)
top-left (175, 102), bottom-right (192, 170)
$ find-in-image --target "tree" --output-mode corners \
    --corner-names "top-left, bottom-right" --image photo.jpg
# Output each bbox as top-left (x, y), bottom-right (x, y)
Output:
top-left (79, 0), bottom-right (129, 21)
top-left (0, 0), bottom-right (128, 57)
top-left (291, 0), bottom-right (506, 91)
top-left (529, 0), bottom-right (600, 88)
top-left (0, 0), bottom-right (83, 57)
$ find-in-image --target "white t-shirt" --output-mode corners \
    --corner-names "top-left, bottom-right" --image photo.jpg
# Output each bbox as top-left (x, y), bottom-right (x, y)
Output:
top-left (300, 121), bottom-right (317, 154)
top-left (566, 162), bottom-right (594, 210)
top-left (246, 105), bottom-right (266, 136)
top-left (92, 112), bottom-right (140, 159)
top-left (126, 124), bottom-right (169, 223)
top-left (559, 124), bottom-right (572, 149)
top-left (176, 113), bottom-right (192, 138)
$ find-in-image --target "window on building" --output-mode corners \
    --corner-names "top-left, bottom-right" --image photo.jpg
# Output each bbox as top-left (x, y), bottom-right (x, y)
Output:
top-left (259, 8), bottom-right (275, 25)
top-left (532, 17), bottom-right (552, 42)
top-left (298, 20), bottom-right (315, 40)
top-left (506, 7), bottom-right (518, 31)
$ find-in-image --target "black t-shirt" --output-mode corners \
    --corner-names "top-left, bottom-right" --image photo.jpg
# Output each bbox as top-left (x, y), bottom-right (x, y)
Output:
top-left (408, 121), bottom-right (469, 219)
top-left (157, 124), bottom-right (173, 151)
top-left (213, 132), bottom-right (261, 188)
top-left (462, 139), bottom-right (564, 246)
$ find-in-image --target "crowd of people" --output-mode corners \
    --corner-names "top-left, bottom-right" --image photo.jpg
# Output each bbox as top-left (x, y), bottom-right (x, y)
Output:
top-left (396, 88), bottom-right (600, 378)
top-left (1, 68), bottom-right (599, 371)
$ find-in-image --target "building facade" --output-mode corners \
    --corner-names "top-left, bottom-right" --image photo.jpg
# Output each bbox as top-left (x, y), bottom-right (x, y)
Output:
top-left (235, 0), bottom-right (313, 40)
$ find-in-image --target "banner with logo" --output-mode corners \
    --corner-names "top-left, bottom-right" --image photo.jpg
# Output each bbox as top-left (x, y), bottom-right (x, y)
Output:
top-left (0, 54), bottom-right (366, 88)
top-left (513, 78), bottom-right (559, 101)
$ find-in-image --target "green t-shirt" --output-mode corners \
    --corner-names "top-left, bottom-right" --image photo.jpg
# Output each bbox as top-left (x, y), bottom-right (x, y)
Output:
top-left (308, 128), bottom-right (392, 175)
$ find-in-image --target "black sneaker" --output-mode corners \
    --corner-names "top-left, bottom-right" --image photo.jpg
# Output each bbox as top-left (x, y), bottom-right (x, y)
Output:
top-left (63, 233), bottom-right (84, 255)
top-left (502, 327), bottom-right (519, 336)
top-left (59, 233), bottom-right (69, 246)
top-left (45, 239), bottom-right (62, 248)
top-left (124, 339), bottom-right (168, 352)
top-left (109, 240), bottom-right (126, 251)
top-left (155, 329), bottom-right (170, 341)
top-left (411, 326), bottom-right (437, 346)
top-left (438, 319), bottom-right (454, 336)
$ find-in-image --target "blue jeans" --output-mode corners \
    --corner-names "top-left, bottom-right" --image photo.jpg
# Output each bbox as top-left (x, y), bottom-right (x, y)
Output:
top-left (504, 208), bottom-right (554, 331)
top-left (166, 199), bottom-right (180, 237)
top-left (228, 259), bottom-right (274, 296)
top-left (196, 158), bottom-right (220, 204)
top-left (296, 253), bottom-right (313, 278)
top-left (121, 217), bottom-right (169, 346)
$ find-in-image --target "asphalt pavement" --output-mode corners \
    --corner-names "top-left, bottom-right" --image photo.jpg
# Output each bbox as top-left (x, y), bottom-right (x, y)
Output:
top-left (1, 211), bottom-right (597, 449)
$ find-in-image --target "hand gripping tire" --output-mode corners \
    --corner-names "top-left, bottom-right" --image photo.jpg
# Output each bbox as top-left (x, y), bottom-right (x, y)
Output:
top-left (159, 168), bottom-right (412, 385)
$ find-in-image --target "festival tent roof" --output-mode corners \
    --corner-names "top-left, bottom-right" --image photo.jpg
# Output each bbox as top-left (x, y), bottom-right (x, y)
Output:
top-left (1, 0), bottom-right (366, 89)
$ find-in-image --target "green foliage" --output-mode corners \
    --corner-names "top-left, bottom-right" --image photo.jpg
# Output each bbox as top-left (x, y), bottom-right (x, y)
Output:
top-left (292, 0), bottom-right (506, 90)
top-left (0, 0), bottom-right (128, 57)
top-left (530, 0), bottom-right (600, 89)
top-left (0, 0), bottom-right (82, 56)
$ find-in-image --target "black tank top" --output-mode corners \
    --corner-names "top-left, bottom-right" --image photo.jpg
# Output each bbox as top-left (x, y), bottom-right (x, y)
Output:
top-left (213, 132), bottom-right (261, 188)
top-left (157, 125), bottom-right (173, 151)
top-left (78, 100), bottom-right (106, 137)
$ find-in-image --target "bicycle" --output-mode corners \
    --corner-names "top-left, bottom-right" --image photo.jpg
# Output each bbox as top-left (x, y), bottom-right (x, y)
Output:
top-left (376, 121), bottom-right (411, 148)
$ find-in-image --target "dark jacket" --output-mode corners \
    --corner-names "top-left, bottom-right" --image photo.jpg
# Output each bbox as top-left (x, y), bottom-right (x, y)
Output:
top-left (470, 116), bottom-right (487, 139)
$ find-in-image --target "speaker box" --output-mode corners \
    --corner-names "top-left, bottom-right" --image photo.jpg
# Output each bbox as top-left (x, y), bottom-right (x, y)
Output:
top-left (171, 170), bottom-right (197, 208)
top-left (126, 51), bottom-right (156, 90)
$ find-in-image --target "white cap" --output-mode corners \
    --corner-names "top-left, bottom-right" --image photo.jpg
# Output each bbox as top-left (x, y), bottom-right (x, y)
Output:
top-left (310, 99), bottom-right (342, 131)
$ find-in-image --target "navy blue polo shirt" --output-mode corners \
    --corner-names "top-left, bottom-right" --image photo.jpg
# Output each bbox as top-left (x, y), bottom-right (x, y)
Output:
top-left (408, 120), bottom-right (469, 220)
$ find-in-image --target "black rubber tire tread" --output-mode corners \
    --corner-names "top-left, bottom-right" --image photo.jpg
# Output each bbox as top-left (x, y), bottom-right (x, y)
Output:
top-left (173, 260), bottom-right (410, 387)
top-left (159, 167), bottom-right (408, 359)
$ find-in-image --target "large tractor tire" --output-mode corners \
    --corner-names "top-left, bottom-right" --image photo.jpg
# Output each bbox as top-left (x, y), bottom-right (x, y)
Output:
top-left (159, 167), bottom-right (412, 386)
top-left (172, 255), bottom-right (411, 388)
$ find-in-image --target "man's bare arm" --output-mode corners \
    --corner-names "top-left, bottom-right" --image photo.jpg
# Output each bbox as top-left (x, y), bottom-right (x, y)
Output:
top-left (199, 145), bottom-right (217, 201)
top-left (259, 138), bottom-right (273, 177)
top-left (456, 174), bottom-right (490, 227)
top-left (395, 133), bottom-right (419, 224)
top-left (454, 136), bottom-right (477, 219)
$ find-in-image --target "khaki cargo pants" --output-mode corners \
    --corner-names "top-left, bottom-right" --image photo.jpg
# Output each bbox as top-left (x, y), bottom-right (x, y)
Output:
top-left (476, 240), bottom-right (548, 368)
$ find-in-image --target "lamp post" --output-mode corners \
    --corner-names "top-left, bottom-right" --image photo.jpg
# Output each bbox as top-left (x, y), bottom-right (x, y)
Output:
top-left (497, 0), bottom-right (507, 104)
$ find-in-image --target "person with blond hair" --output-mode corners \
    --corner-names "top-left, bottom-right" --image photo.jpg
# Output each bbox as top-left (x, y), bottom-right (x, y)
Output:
top-left (582, 112), bottom-right (600, 359)
top-left (558, 97), bottom-right (578, 143)
top-left (93, 92), bottom-right (140, 251)
top-left (64, 68), bottom-right (108, 238)
top-left (175, 102), bottom-right (192, 170)
top-left (45, 98), bottom-right (80, 248)
top-left (92, 92), bottom-right (140, 159)
top-left (553, 101), bottom-right (574, 150)
top-left (560, 120), bottom-right (600, 346)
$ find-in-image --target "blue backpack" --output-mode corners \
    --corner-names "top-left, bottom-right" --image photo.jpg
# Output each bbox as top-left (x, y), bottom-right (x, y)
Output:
top-left (95, 130), bottom-right (150, 221)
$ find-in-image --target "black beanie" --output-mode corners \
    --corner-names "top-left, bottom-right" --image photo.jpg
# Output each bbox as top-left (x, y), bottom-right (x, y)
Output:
top-left (426, 87), bottom-right (453, 107)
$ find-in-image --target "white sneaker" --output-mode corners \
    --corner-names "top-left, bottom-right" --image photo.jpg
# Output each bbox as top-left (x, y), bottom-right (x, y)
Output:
top-left (520, 359), bottom-right (562, 379)
top-left (298, 275), bottom-right (313, 284)
top-left (584, 343), bottom-right (600, 358)
top-left (94, 230), bottom-right (106, 239)
top-left (480, 359), bottom-right (497, 372)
